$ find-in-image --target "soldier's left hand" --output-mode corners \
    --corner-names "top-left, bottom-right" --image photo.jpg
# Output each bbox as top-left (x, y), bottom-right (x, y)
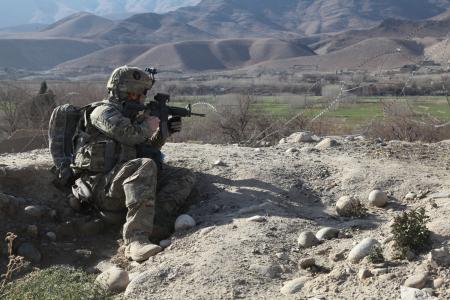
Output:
top-left (168, 116), bottom-right (182, 133)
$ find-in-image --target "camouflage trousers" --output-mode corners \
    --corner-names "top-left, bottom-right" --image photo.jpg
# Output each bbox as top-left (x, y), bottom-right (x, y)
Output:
top-left (94, 158), bottom-right (196, 244)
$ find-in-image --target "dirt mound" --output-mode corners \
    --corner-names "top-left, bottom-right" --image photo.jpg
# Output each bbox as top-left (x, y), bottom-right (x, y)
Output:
top-left (130, 38), bottom-right (315, 71)
top-left (1, 137), bottom-right (450, 298)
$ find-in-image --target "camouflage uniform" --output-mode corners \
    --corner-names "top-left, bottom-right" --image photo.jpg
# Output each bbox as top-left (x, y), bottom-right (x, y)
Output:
top-left (71, 66), bottom-right (195, 245)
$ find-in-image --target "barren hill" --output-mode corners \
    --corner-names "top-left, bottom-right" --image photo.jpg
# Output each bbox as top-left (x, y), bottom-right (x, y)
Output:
top-left (37, 12), bottom-right (115, 39)
top-left (129, 38), bottom-right (315, 71)
top-left (54, 44), bottom-right (153, 73)
top-left (249, 38), bottom-right (424, 73)
top-left (1, 136), bottom-right (450, 298)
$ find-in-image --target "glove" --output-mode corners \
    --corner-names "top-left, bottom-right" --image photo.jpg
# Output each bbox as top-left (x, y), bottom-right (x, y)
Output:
top-left (168, 116), bottom-right (182, 134)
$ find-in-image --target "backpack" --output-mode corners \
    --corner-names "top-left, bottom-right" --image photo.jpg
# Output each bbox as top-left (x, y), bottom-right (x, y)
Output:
top-left (48, 104), bottom-right (83, 187)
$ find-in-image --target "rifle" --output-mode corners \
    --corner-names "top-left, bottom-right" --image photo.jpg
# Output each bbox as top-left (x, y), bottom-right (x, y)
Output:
top-left (123, 93), bottom-right (206, 139)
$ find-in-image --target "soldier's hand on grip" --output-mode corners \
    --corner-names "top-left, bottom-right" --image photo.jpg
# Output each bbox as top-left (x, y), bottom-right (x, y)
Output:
top-left (168, 116), bottom-right (182, 133)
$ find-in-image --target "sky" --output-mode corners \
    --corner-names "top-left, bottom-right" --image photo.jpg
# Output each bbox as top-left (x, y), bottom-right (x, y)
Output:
top-left (0, 0), bottom-right (201, 28)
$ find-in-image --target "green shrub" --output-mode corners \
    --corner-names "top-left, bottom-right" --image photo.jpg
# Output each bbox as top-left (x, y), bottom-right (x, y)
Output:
top-left (367, 245), bottom-right (385, 264)
top-left (391, 207), bottom-right (430, 258)
top-left (0, 265), bottom-right (109, 300)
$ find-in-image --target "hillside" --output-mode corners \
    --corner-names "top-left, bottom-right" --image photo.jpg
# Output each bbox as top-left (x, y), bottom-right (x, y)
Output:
top-left (249, 38), bottom-right (424, 73)
top-left (1, 137), bottom-right (450, 298)
top-left (38, 12), bottom-right (115, 39)
top-left (129, 38), bottom-right (315, 71)
top-left (0, 38), bottom-right (101, 70)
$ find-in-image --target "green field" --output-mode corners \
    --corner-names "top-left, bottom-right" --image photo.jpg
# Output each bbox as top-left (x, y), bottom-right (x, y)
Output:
top-left (172, 95), bottom-right (450, 129)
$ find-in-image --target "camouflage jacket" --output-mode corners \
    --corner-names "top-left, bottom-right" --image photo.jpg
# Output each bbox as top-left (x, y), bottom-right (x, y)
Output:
top-left (72, 98), bottom-right (165, 174)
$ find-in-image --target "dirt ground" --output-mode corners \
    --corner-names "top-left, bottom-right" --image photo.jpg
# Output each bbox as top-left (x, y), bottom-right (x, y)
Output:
top-left (1, 135), bottom-right (450, 299)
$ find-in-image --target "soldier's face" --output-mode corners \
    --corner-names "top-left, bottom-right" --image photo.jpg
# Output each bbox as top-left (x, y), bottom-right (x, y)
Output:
top-left (127, 92), bottom-right (144, 102)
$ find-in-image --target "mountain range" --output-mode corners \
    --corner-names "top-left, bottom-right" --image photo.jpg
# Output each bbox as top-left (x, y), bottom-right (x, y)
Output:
top-left (2, 0), bottom-right (450, 75)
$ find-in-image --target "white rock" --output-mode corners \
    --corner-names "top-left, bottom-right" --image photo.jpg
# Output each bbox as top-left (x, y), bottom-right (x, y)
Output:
top-left (95, 260), bottom-right (116, 273)
top-left (285, 148), bottom-right (299, 154)
top-left (247, 215), bottom-right (266, 223)
top-left (404, 272), bottom-right (428, 289)
top-left (348, 238), bottom-right (380, 263)
top-left (96, 267), bottom-right (129, 293)
top-left (400, 286), bottom-right (436, 300)
top-left (159, 240), bottom-right (171, 248)
top-left (280, 277), bottom-right (308, 295)
top-left (279, 138), bottom-right (287, 145)
top-left (368, 190), bottom-right (388, 207)
top-left (428, 247), bottom-right (450, 267)
top-left (213, 159), bottom-right (226, 166)
top-left (433, 277), bottom-right (444, 289)
top-left (46, 232), bottom-right (56, 241)
top-left (174, 214), bottom-right (196, 232)
top-left (298, 231), bottom-right (319, 248)
top-left (286, 132), bottom-right (314, 143)
top-left (336, 196), bottom-right (362, 217)
top-left (358, 268), bottom-right (373, 280)
top-left (24, 205), bottom-right (45, 218)
top-left (199, 226), bottom-right (216, 236)
top-left (315, 138), bottom-right (338, 150)
top-left (315, 227), bottom-right (339, 240)
top-left (405, 192), bottom-right (417, 200)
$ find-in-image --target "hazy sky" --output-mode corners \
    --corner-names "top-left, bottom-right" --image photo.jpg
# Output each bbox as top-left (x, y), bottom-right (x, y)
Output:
top-left (0, 0), bottom-right (201, 28)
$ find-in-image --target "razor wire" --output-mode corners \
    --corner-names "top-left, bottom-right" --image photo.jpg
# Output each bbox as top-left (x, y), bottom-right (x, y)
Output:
top-left (253, 23), bottom-right (450, 145)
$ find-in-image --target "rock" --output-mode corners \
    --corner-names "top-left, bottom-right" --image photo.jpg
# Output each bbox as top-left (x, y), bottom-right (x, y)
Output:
top-left (405, 192), bottom-right (417, 200)
top-left (17, 242), bottom-right (41, 263)
top-left (400, 286), bottom-right (436, 300)
top-left (368, 190), bottom-right (388, 207)
top-left (24, 205), bottom-right (45, 218)
top-left (336, 196), bottom-right (362, 217)
top-left (279, 138), bottom-right (286, 145)
top-left (95, 260), bottom-right (116, 273)
top-left (433, 277), bottom-right (444, 289)
top-left (75, 249), bottom-right (93, 259)
top-left (96, 267), bottom-right (129, 293)
top-left (280, 277), bottom-right (308, 295)
top-left (371, 268), bottom-right (389, 276)
top-left (286, 132), bottom-right (314, 143)
top-left (174, 214), bottom-right (196, 232)
top-left (358, 268), bottom-right (373, 280)
top-left (159, 240), bottom-right (171, 248)
top-left (27, 225), bottom-right (38, 238)
top-left (330, 249), bottom-right (347, 262)
top-left (46, 232), bottom-right (56, 241)
top-left (428, 247), bottom-right (450, 267)
top-left (250, 264), bottom-right (282, 278)
top-left (315, 138), bottom-right (338, 150)
top-left (404, 273), bottom-right (428, 289)
top-left (276, 252), bottom-right (289, 260)
top-left (285, 148), bottom-right (299, 154)
top-left (315, 227), bottom-right (339, 240)
top-left (213, 159), bottom-right (226, 166)
top-left (247, 215), bottom-right (266, 223)
top-left (299, 257), bottom-right (315, 269)
top-left (297, 231), bottom-right (320, 248)
top-left (348, 238), bottom-right (380, 263)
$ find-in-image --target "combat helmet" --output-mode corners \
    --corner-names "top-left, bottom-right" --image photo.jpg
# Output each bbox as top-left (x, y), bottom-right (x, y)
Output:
top-left (107, 66), bottom-right (154, 100)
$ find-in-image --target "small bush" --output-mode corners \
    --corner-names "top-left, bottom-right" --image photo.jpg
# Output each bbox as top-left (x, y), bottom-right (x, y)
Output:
top-left (367, 245), bottom-right (385, 264)
top-left (391, 208), bottom-right (430, 258)
top-left (0, 266), bottom-right (109, 300)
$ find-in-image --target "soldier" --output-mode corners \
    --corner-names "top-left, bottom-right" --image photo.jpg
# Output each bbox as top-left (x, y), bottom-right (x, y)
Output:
top-left (70, 66), bottom-right (196, 262)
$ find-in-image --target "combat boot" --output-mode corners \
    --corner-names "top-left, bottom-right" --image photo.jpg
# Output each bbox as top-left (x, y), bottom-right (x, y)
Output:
top-left (125, 239), bottom-right (162, 262)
